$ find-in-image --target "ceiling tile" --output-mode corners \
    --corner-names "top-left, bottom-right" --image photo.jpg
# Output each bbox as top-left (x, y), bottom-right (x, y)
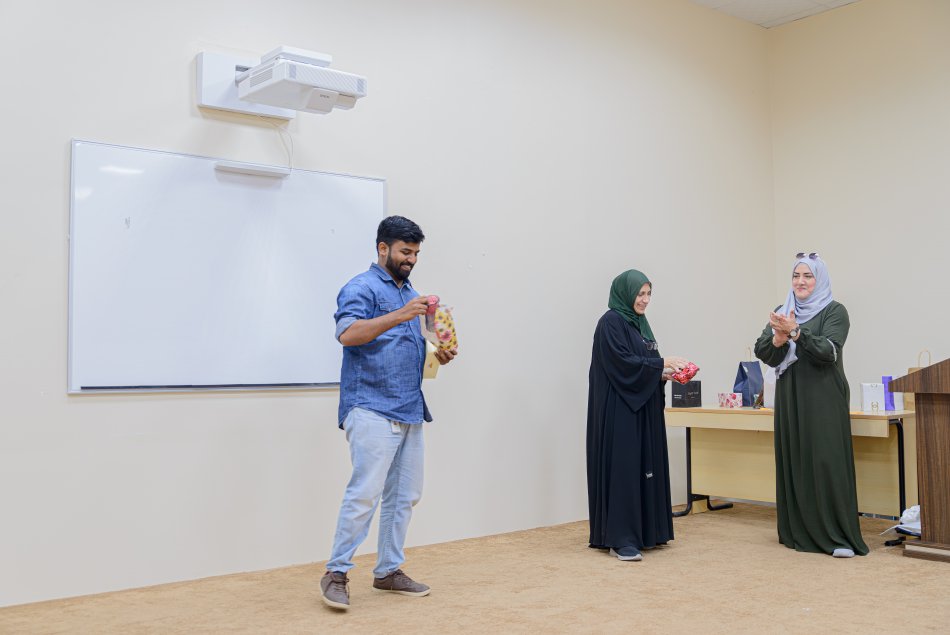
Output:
top-left (687, 0), bottom-right (734, 7)
top-left (715, 0), bottom-right (822, 25)
top-left (819, 0), bottom-right (860, 8)
top-left (686, 0), bottom-right (863, 28)
top-left (760, 7), bottom-right (825, 28)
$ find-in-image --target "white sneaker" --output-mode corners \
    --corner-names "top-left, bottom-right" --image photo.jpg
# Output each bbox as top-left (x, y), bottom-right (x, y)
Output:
top-left (610, 547), bottom-right (643, 561)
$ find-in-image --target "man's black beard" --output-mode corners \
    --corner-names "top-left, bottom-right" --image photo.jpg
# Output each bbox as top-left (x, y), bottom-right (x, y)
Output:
top-left (387, 254), bottom-right (412, 281)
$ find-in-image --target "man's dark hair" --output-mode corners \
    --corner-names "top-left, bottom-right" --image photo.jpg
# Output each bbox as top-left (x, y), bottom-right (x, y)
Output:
top-left (376, 215), bottom-right (425, 247)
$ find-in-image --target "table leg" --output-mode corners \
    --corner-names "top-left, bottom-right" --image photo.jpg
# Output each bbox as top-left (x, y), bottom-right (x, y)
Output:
top-left (673, 426), bottom-right (735, 517)
top-left (705, 497), bottom-right (734, 511)
top-left (673, 428), bottom-right (693, 517)
top-left (890, 417), bottom-right (906, 517)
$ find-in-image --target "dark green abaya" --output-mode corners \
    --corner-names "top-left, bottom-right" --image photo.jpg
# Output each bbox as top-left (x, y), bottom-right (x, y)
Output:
top-left (755, 301), bottom-right (869, 555)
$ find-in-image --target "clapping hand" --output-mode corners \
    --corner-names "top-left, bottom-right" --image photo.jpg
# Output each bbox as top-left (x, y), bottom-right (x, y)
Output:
top-left (769, 310), bottom-right (797, 334)
top-left (769, 310), bottom-right (796, 347)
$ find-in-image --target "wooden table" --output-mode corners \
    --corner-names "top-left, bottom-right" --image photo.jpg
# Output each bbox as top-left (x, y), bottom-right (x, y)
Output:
top-left (665, 407), bottom-right (917, 519)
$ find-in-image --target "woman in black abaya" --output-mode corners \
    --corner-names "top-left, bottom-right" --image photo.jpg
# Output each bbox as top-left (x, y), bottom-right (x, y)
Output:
top-left (587, 270), bottom-right (688, 561)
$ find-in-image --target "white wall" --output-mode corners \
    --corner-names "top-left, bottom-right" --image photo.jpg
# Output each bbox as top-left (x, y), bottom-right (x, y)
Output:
top-left (0, 0), bottom-right (774, 606)
top-left (769, 0), bottom-right (950, 401)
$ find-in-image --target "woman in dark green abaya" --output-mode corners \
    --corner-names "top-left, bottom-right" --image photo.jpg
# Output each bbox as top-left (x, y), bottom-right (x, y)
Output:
top-left (587, 270), bottom-right (690, 561)
top-left (754, 253), bottom-right (869, 557)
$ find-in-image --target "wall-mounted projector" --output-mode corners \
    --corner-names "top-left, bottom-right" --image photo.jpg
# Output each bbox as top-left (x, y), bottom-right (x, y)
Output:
top-left (238, 47), bottom-right (367, 114)
top-left (196, 47), bottom-right (367, 120)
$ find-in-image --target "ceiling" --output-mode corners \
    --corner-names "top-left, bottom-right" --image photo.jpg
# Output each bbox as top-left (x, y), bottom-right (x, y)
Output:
top-left (687, 0), bottom-right (862, 28)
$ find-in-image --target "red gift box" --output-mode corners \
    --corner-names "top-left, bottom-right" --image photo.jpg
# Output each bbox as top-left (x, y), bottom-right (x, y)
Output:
top-left (671, 362), bottom-right (699, 385)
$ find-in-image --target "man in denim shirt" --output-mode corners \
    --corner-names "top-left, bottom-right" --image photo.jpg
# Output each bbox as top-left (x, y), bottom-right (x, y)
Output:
top-left (321, 216), bottom-right (457, 611)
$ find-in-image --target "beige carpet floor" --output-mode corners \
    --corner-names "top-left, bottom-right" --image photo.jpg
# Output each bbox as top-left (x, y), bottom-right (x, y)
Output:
top-left (2, 503), bottom-right (949, 634)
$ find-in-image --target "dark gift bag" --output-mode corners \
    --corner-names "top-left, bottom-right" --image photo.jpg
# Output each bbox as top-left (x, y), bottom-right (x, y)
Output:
top-left (733, 361), bottom-right (763, 407)
top-left (671, 380), bottom-right (701, 408)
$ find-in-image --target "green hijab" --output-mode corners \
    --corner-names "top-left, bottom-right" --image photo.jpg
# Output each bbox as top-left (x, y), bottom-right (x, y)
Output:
top-left (607, 269), bottom-right (656, 341)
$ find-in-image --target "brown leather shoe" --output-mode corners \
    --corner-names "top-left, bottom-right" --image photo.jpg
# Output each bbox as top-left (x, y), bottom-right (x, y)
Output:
top-left (321, 570), bottom-right (350, 609)
top-left (372, 569), bottom-right (430, 597)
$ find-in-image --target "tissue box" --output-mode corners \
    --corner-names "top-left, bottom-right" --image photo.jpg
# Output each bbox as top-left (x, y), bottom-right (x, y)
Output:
top-left (861, 382), bottom-right (886, 413)
top-left (718, 393), bottom-right (743, 408)
top-left (671, 380), bottom-right (701, 407)
top-left (892, 392), bottom-right (905, 410)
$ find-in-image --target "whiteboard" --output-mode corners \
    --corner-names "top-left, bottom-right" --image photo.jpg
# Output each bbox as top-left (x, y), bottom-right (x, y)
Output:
top-left (68, 140), bottom-right (385, 392)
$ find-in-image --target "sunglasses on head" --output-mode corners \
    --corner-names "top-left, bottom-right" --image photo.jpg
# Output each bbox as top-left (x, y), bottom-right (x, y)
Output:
top-left (796, 252), bottom-right (819, 259)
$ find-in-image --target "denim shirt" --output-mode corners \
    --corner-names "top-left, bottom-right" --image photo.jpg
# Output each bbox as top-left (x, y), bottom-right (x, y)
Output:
top-left (334, 263), bottom-right (431, 427)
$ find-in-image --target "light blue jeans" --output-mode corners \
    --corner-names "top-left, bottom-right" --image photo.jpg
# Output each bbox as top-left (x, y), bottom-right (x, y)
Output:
top-left (326, 407), bottom-right (425, 577)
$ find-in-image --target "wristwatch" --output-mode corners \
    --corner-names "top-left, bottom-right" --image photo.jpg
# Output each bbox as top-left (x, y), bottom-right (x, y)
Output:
top-left (788, 327), bottom-right (800, 339)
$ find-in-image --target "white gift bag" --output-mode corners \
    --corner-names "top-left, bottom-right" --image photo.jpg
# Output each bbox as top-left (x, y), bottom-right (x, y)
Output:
top-left (763, 366), bottom-right (777, 408)
top-left (861, 382), bottom-right (886, 413)
top-left (422, 341), bottom-right (440, 379)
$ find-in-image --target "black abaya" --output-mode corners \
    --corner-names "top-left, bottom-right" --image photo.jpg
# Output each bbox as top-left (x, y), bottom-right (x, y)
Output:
top-left (587, 309), bottom-right (674, 550)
